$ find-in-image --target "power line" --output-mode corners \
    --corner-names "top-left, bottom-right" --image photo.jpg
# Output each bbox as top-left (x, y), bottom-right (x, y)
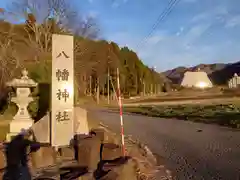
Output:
top-left (138, 0), bottom-right (178, 48)
top-left (77, 0), bottom-right (180, 62)
top-left (136, 0), bottom-right (181, 50)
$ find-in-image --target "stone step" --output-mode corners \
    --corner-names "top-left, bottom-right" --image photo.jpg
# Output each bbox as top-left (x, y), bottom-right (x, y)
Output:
top-left (32, 159), bottom-right (79, 179)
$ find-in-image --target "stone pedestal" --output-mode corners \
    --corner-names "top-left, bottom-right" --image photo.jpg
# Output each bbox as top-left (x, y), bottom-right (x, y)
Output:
top-left (6, 120), bottom-right (33, 141)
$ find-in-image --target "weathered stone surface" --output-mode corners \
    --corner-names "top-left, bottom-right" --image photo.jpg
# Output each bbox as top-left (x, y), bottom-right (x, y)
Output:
top-left (74, 107), bottom-right (90, 135)
top-left (77, 136), bottom-right (101, 171)
top-left (32, 114), bottom-right (50, 143)
top-left (91, 128), bottom-right (105, 142)
top-left (32, 107), bottom-right (90, 144)
top-left (30, 146), bottom-right (56, 169)
top-left (92, 127), bottom-right (119, 144)
top-left (61, 146), bottom-right (74, 160)
top-left (101, 143), bottom-right (122, 161)
top-left (102, 129), bottom-right (120, 145)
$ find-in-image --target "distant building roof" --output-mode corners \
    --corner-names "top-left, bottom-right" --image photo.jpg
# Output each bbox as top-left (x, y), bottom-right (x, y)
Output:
top-left (181, 71), bottom-right (213, 88)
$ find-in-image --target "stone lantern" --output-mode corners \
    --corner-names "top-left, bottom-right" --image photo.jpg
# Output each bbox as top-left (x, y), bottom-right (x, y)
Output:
top-left (6, 68), bottom-right (37, 141)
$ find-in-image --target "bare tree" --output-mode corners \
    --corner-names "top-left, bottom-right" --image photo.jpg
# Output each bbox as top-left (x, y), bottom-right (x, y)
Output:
top-left (74, 16), bottom-right (99, 39)
top-left (0, 0), bottom-right (100, 99)
top-left (0, 25), bottom-right (24, 95)
top-left (1, 0), bottom-right (99, 58)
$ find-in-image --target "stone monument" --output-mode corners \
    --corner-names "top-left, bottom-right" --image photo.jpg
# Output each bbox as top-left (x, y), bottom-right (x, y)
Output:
top-left (6, 68), bottom-right (37, 141)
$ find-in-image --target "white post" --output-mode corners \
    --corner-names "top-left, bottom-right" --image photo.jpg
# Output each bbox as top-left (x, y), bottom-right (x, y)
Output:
top-left (116, 68), bottom-right (125, 156)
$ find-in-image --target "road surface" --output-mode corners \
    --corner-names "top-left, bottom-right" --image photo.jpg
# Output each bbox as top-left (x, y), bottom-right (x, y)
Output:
top-left (88, 108), bottom-right (240, 180)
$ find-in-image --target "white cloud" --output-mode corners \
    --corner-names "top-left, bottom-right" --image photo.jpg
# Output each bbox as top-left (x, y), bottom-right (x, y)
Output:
top-left (191, 12), bottom-right (209, 23)
top-left (185, 24), bottom-right (210, 40)
top-left (214, 6), bottom-right (228, 16)
top-left (147, 36), bottom-right (163, 44)
top-left (182, 0), bottom-right (197, 3)
top-left (145, 31), bottom-right (168, 44)
top-left (191, 6), bottom-right (228, 23)
top-left (111, 0), bottom-right (129, 8)
top-left (190, 6), bottom-right (240, 29)
top-left (88, 11), bottom-right (99, 18)
top-left (176, 27), bottom-right (184, 36)
top-left (225, 15), bottom-right (240, 28)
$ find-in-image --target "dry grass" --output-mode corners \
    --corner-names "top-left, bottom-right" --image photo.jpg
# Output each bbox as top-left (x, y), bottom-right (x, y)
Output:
top-left (0, 118), bottom-right (10, 142)
top-left (122, 102), bottom-right (240, 129)
top-left (125, 94), bottom-right (240, 105)
top-left (0, 111), bottom-right (15, 142)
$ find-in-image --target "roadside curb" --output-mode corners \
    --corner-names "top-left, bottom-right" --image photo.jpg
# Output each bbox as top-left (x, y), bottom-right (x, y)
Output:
top-left (99, 122), bottom-right (174, 180)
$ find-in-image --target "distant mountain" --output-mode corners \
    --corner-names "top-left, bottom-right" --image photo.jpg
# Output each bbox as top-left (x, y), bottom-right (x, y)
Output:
top-left (163, 61), bottom-right (240, 85)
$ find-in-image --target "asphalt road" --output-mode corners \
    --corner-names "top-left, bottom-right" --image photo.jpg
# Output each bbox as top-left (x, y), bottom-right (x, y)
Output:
top-left (88, 108), bottom-right (240, 180)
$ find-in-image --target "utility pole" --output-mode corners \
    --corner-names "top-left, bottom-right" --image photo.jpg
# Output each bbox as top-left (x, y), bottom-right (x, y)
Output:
top-left (151, 84), bottom-right (153, 95)
top-left (97, 77), bottom-right (100, 104)
top-left (155, 84), bottom-right (157, 94)
top-left (136, 75), bottom-right (138, 95)
top-left (107, 47), bottom-right (111, 104)
top-left (107, 66), bottom-right (110, 104)
top-left (143, 81), bottom-right (146, 96)
top-left (89, 75), bottom-right (92, 96)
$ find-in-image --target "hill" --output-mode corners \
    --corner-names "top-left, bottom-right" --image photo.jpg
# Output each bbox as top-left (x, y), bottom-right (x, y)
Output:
top-left (0, 19), bottom-right (165, 100)
top-left (163, 61), bottom-right (240, 85)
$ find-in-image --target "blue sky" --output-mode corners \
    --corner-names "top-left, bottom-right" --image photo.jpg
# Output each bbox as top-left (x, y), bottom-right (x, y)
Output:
top-left (1, 0), bottom-right (240, 71)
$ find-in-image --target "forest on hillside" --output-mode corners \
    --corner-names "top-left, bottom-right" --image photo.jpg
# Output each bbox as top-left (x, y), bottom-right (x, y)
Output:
top-left (0, 0), bottom-right (166, 103)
